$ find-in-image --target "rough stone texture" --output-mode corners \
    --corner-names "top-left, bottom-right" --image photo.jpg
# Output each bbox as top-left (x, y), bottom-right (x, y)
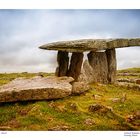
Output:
top-left (68, 103), bottom-right (78, 111)
top-left (72, 82), bottom-right (90, 95)
top-left (48, 125), bottom-right (70, 131)
top-left (87, 51), bottom-right (108, 84)
top-left (39, 38), bottom-right (140, 52)
top-left (116, 82), bottom-right (140, 91)
top-left (126, 110), bottom-right (140, 123)
top-left (55, 51), bottom-right (69, 77)
top-left (106, 49), bottom-right (117, 83)
top-left (110, 94), bottom-right (127, 103)
top-left (0, 76), bottom-right (74, 103)
top-left (67, 52), bottom-right (84, 81)
top-left (78, 60), bottom-right (95, 83)
top-left (78, 50), bottom-right (116, 84)
top-left (84, 118), bottom-right (95, 125)
top-left (88, 104), bottom-right (104, 112)
top-left (88, 104), bottom-right (112, 113)
top-left (117, 78), bottom-right (138, 84)
top-left (134, 110), bottom-right (140, 119)
top-left (93, 94), bottom-right (102, 100)
top-left (136, 79), bottom-right (140, 85)
top-left (117, 73), bottom-right (140, 76)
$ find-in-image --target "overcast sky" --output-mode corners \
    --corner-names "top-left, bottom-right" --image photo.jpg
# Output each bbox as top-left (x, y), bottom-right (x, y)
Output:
top-left (0, 9), bottom-right (140, 73)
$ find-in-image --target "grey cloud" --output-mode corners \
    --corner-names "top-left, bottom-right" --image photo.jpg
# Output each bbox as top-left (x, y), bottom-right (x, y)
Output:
top-left (0, 10), bottom-right (140, 72)
top-left (116, 47), bottom-right (140, 69)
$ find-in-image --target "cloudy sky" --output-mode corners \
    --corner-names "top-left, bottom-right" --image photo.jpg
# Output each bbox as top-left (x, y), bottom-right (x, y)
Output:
top-left (0, 9), bottom-right (140, 73)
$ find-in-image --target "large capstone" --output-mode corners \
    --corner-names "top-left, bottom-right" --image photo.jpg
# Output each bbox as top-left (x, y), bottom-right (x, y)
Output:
top-left (0, 76), bottom-right (74, 103)
top-left (67, 52), bottom-right (84, 81)
top-left (39, 38), bottom-right (140, 52)
top-left (87, 51), bottom-right (108, 83)
top-left (55, 51), bottom-right (69, 77)
top-left (106, 49), bottom-right (117, 83)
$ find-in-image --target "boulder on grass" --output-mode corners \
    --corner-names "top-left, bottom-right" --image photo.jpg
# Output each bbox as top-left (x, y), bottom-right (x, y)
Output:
top-left (0, 76), bottom-right (74, 103)
top-left (72, 82), bottom-right (90, 95)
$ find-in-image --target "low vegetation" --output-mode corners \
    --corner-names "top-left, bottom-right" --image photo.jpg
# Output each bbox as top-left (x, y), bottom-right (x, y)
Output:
top-left (0, 69), bottom-right (140, 131)
top-left (117, 68), bottom-right (140, 79)
top-left (118, 67), bottom-right (140, 73)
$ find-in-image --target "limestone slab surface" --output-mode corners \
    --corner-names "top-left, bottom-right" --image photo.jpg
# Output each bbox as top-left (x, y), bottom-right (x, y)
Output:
top-left (39, 38), bottom-right (140, 52)
top-left (0, 76), bottom-right (74, 103)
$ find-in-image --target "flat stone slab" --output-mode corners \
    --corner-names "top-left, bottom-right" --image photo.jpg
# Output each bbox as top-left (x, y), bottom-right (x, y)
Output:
top-left (39, 38), bottom-right (140, 52)
top-left (0, 76), bottom-right (74, 103)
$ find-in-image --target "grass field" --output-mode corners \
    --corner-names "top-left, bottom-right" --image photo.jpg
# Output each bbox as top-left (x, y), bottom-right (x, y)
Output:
top-left (0, 68), bottom-right (140, 131)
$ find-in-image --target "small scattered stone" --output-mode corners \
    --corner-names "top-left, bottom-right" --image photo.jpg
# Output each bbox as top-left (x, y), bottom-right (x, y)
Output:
top-left (88, 104), bottom-right (103, 112)
top-left (136, 79), bottom-right (140, 85)
top-left (134, 110), bottom-right (140, 119)
top-left (9, 119), bottom-right (21, 128)
top-left (111, 93), bottom-right (127, 103)
top-left (56, 104), bottom-right (66, 112)
top-left (93, 94), bottom-right (102, 100)
top-left (111, 98), bottom-right (121, 103)
top-left (126, 110), bottom-right (140, 123)
top-left (116, 82), bottom-right (140, 91)
top-left (47, 117), bottom-right (54, 122)
top-left (19, 109), bottom-right (29, 116)
top-left (0, 126), bottom-right (11, 130)
top-left (72, 82), bottom-right (90, 95)
top-left (69, 103), bottom-right (78, 111)
top-left (84, 118), bottom-right (95, 126)
top-left (117, 73), bottom-right (140, 76)
top-left (126, 115), bottom-right (135, 122)
top-left (120, 93), bottom-right (127, 103)
top-left (48, 101), bottom-right (56, 108)
top-left (117, 78), bottom-right (137, 84)
top-left (88, 104), bottom-right (112, 114)
top-left (48, 125), bottom-right (69, 131)
top-left (107, 106), bottom-right (113, 111)
top-left (36, 72), bottom-right (45, 77)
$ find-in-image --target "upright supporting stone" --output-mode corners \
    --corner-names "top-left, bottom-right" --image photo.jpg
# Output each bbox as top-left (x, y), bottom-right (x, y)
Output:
top-left (67, 52), bottom-right (84, 81)
top-left (106, 49), bottom-right (117, 83)
top-left (87, 51), bottom-right (108, 83)
top-left (55, 51), bottom-right (69, 77)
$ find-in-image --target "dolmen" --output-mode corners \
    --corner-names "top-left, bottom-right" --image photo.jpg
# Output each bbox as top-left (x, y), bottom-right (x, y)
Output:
top-left (39, 38), bottom-right (140, 84)
top-left (0, 38), bottom-right (140, 103)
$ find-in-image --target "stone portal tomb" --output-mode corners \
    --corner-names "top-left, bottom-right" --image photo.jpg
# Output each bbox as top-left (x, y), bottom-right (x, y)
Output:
top-left (39, 38), bottom-right (140, 84)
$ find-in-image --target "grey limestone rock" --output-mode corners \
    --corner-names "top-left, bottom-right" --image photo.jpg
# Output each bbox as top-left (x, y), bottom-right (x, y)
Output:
top-left (0, 76), bottom-right (74, 103)
top-left (67, 52), bottom-right (84, 81)
top-left (72, 82), bottom-right (90, 95)
top-left (39, 38), bottom-right (140, 52)
top-left (55, 51), bottom-right (69, 77)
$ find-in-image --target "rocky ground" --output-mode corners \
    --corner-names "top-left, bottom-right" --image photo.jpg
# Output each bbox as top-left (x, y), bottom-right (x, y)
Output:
top-left (117, 68), bottom-right (140, 90)
top-left (0, 68), bottom-right (140, 131)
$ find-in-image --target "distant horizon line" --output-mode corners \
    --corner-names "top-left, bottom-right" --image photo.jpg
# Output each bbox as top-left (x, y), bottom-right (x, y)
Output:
top-left (0, 67), bottom-right (139, 74)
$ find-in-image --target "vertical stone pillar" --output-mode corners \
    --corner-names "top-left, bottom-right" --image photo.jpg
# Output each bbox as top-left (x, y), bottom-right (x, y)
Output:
top-left (55, 51), bottom-right (69, 77)
top-left (67, 52), bottom-right (84, 81)
top-left (87, 51), bottom-right (108, 83)
top-left (105, 48), bottom-right (117, 83)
